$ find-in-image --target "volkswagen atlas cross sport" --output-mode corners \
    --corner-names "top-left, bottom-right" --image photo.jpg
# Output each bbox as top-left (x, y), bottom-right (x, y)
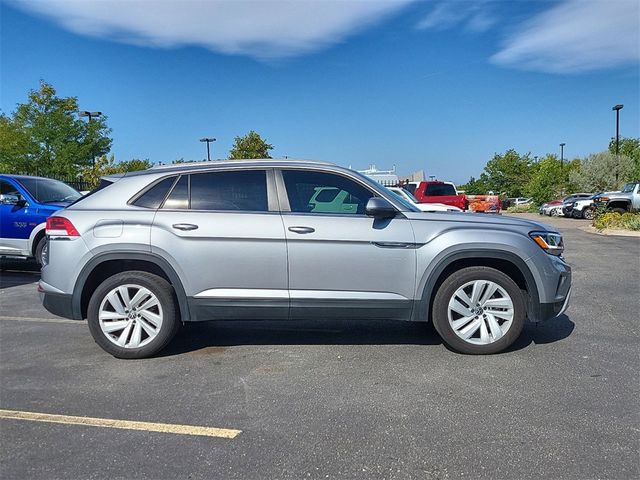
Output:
top-left (39, 160), bottom-right (571, 359)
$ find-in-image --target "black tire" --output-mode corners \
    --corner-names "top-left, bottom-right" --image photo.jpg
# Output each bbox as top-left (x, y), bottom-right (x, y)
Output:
top-left (582, 208), bottom-right (595, 220)
top-left (611, 207), bottom-right (626, 214)
top-left (432, 266), bottom-right (525, 354)
top-left (34, 236), bottom-right (46, 266)
top-left (87, 271), bottom-right (180, 359)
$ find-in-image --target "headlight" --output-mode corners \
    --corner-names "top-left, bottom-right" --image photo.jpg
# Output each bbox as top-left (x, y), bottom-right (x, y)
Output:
top-left (530, 231), bottom-right (564, 256)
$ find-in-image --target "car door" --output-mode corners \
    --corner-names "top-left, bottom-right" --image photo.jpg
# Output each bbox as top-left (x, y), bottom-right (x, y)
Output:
top-left (150, 168), bottom-right (289, 321)
top-left (0, 179), bottom-right (33, 255)
top-left (277, 168), bottom-right (416, 321)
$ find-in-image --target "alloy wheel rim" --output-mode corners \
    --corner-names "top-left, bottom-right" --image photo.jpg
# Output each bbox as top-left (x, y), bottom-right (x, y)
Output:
top-left (98, 284), bottom-right (163, 349)
top-left (447, 280), bottom-right (514, 345)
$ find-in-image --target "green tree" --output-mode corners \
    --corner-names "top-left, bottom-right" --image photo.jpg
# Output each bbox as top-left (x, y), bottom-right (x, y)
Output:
top-left (525, 154), bottom-right (580, 204)
top-left (228, 130), bottom-right (273, 159)
top-left (80, 156), bottom-right (153, 188)
top-left (608, 137), bottom-right (640, 180)
top-left (458, 174), bottom-right (490, 194)
top-left (0, 81), bottom-right (112, 176)
top-left (569, 151), bottom-right (635, 192)
top-left (482, 149), bottom-right (534, 197)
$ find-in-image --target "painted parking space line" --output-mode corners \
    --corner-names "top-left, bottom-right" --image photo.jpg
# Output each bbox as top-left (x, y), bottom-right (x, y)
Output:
top-left (0, 316), bottom-right (84, 325)
top-left (0, 409), bottom-right (242, 439)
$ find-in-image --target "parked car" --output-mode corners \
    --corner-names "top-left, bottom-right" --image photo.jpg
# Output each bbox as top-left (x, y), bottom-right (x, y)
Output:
top-left (542, 194), bottom-right (592, 217)
top-left (570, 194), bottom-right (601, 220)
top-left (540, 200), bottom-right (563, 216)
top-left (512, 197), bottom-right (533, 206)
top-left (40, 160), bottom-right (571, 358)
top-left (561, 193), bottom-right (592, 217)
top-left (387, 187), bottom-right (463, 212)
top-left (0, 174), bottom-right (81, 264)
top-left (412, 181), bottom-right (467, 210)
top-left (594, 181), bottom-right (640, 213)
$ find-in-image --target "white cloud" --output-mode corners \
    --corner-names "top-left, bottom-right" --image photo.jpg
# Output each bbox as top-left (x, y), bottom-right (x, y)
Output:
top-left (10, 0), bottom-right (414, 59)
top-left (416, 1), bottom-right (496, 33)
top-left (491, 0), bottom-right (640, 73)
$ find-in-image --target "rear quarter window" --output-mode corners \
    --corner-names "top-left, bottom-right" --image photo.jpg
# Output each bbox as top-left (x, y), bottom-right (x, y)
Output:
top-left (425, 184), bottom-right (456, 196)
top-left (132, 176), bottom-right (177, 209)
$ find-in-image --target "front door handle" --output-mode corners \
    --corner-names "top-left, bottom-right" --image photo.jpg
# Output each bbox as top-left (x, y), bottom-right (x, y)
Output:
top-left (172, 223), bottom-right (199, 231)
top-left (288, 226), bottom-right (315, 234)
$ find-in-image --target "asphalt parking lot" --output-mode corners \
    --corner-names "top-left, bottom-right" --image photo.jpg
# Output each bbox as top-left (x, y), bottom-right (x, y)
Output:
top-left (1, 213), bottom-right (638, 480)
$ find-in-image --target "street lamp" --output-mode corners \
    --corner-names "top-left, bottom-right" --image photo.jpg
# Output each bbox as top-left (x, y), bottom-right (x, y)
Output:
top-left (79, 110), bottom-right (103, 166)
top-left (199, 137), bottom-right (216, 161)
top-left (612, 104), bottom-right (623, 185)
top-left (559, 143), bottom-right (566, 170)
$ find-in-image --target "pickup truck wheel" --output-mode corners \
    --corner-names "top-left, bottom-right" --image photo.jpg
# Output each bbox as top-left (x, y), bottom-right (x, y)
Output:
top-left (87, 271), bottom-right (180, 359)
top-left (582, 208), bottom-right (595, 220)
top-left (611, 207), bottom-right (626, 214)
top-left (432, 267), bottom-right (525, 354)
top-left (34, 236), bottom-right (46, 266)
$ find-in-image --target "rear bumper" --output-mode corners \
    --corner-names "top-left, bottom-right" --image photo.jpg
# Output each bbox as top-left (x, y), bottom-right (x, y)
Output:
top-left (40, 291), bottom-right (82, 320)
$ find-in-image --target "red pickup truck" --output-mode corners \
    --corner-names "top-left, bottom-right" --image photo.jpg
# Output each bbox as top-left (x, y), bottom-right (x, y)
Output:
top-left (412, 181), bottom-right (468, 210)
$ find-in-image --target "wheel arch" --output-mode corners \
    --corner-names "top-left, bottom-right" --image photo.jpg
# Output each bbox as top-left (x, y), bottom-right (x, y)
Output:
top-left (28, 223), bottom-right (46, 257)
top-left (72, 252), bottom-right (191, 322)
top-left (414, 250), bottom-right (539, 323)
top-left (607, 200), bottom-right (630, 211)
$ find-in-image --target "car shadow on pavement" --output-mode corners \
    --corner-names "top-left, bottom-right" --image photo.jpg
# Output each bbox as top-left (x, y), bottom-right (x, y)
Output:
top-left (160, 319), bottom-right (443, 357)
top-left (505, 314), bottom-right (575, 352)
top-left (0, 260), bottom-right (41, 289)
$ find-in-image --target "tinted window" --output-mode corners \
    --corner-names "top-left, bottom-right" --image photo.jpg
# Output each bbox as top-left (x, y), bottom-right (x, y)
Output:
top-left (403, 184), bottom-right (416, 195)
top-left (1, 180), bottom-right (20, 196)
top-left (133, 176), bottom-right (177, 209)
top-left (424, 183), bottom-right (456, 196)
top-left (282, 170), bottom-right (374, 215)
top-left (190, 170), bottom-right (267, 211)
top-left (163, 175), bottom-right (189, 209)
top-left (16, 177), bottom-right (81, 203)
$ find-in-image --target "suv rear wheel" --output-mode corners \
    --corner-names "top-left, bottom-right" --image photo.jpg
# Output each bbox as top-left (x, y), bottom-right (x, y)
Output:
top-left (432, 267), bottom-right (525, 354)
top-left (87, 271), bottom-right (180, 359)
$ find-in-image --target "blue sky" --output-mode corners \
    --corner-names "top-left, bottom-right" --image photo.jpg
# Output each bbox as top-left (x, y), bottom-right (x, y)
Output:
top-left (1, 0), bottom-right (638, 183)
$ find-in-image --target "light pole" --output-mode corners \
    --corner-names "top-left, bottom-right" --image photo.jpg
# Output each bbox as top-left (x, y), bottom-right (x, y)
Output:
top-left (79, 110), bottom-right (102, 166)
top-left (559, 143), bottom-right (565, 170)
top-left (199, 137), bottom-right (216, 161)
top-left (612, 104), bottom-right (623, 185)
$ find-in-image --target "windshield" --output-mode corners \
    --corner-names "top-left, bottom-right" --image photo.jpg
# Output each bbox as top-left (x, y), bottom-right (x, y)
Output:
top-left (396, 188), bottom-right (419, 203)
top-left (17, 177), bottom-right (81, 203)
top-left (621, 183), bottom-right (636, 193)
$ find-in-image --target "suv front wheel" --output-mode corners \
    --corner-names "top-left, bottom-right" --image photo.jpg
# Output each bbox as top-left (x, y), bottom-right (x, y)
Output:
top-left (87, 271), bottom-right (180, 359)
top-left (432, 267), bottom-right (525, 354)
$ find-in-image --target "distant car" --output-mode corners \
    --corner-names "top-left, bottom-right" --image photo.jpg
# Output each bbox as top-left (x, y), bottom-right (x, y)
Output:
top-left (0, 174), bottom-right (81, 264)
top-left (540, 200), bottom-right (563, 216)
top-left (571, 194), bottom-right (600, 220)
top-left (594, 182), bottom-right (640, 213)
top-left (412, 181), bottom-right (467, 210)
top-left (387, 187), bottom-right (463, 212)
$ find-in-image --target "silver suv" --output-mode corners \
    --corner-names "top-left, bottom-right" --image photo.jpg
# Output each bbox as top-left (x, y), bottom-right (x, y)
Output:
top-left (40, 160), bottom-right (571, 358)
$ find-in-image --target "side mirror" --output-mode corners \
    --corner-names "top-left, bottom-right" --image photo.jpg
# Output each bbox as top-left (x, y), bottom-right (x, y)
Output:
top-left (0, 194), bottom-right (20, 206)
top-left (365, 197), bottom-right (397, 219)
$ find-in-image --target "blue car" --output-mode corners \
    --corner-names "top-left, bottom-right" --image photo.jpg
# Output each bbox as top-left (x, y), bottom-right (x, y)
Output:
top-left (0, 174), bottom-right (82, 265)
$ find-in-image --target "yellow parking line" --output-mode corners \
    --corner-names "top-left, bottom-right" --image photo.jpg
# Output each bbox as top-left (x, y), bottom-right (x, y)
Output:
top-left (0, 409), bottom-right (241, 439)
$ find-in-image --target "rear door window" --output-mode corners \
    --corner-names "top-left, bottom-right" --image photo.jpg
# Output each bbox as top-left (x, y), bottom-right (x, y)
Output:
top-left (189, 170), bottom-right (267, 212)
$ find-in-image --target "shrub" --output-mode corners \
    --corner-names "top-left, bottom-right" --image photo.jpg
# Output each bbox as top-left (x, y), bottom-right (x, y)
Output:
top-left (593, 211), bottom-right (640, 231)
top-left (506, 204), bottom-right (538, 214)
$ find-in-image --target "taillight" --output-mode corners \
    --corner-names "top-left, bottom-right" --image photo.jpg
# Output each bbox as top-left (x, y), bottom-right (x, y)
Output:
top-left (46, 216), bottom-right (80, 237)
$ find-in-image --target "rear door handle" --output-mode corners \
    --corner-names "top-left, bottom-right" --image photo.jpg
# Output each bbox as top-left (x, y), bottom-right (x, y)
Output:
top-left (288, 226), bottom-right (315, 234)
top-left (172, 223), bottom-right (199, 231)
